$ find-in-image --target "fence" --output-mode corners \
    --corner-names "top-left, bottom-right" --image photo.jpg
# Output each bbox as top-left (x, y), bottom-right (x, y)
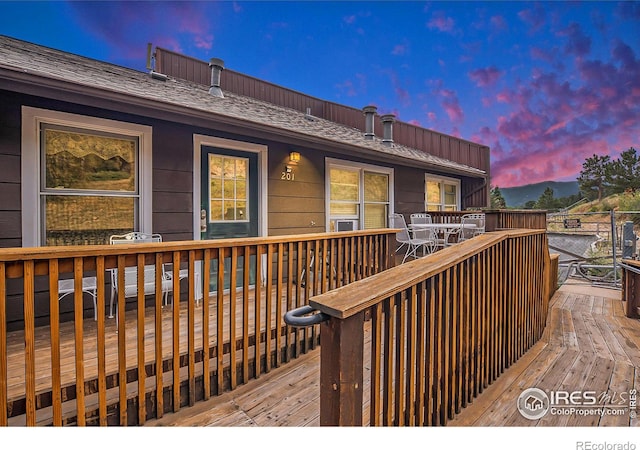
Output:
top-left (428, 210), bottom-right (547, 231)
top-left (291, 229), bottom-right (553, 426)
top-left (546, 210), bottom-right (640, 287)
top-left (0, 229), bottom-right (395, 426)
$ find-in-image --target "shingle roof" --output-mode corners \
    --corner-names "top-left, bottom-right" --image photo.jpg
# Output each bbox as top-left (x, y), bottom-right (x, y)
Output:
top-left (0, 35), bottom-right (485, 177)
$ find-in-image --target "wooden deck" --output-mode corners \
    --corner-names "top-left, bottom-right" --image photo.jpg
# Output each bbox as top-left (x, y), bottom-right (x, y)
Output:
top-left (145, 281), bottom-right (640, 427)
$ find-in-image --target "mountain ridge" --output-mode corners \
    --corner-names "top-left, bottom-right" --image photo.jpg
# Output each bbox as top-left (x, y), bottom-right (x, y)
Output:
top-left (500, 180), bottom-right (580, 207)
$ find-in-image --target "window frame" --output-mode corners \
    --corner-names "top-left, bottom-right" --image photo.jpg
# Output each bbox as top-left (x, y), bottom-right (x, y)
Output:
top-left (325, 158), bottom-right (394, 231)
top-left (21, 106), bottom-right (153, 247)
top-left (424, 174), bottom-right (461, 211)
top-left (207, 153), bottom-right (250, 223)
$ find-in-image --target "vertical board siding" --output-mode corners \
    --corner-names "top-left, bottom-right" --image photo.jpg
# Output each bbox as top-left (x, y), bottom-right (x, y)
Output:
top-left (155, 47), bottom-right (490, 173)
top-left (312, 230), bottom-right (551, 426)
top-left (0, 230), bottom-right (394, 426)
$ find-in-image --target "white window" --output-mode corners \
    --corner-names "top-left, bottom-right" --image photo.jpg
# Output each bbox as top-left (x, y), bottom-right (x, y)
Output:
top-left (21, 107), bottom-right (152, 246)
top-left (326, 158), bottom-right (393, 231)
top-left (425, 175), bottom-right (461, 211)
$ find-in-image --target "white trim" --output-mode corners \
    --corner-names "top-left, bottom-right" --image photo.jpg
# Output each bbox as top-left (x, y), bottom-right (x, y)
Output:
top-left (21, 106), bottom-right (153, 247)
top-left (193, 134), bottom-right (268, 239)
top-left (425, 173), bottom-right (461, 211)
top-left (325, 157), bottom-right (394, 231)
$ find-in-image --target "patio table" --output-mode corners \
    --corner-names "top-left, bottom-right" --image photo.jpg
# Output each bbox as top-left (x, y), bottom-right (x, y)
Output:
top-left (409, 222), bottom-right (477, 247)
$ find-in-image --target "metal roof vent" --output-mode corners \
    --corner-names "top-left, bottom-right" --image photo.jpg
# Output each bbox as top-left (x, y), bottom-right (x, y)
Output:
top-left (208, 57), bottom-right (225, 98)
top-left (146, 42), bottom-right (168, 81)
top-left (362, 105), bottom-right (377, 140)
top-left (381, 114), bottom-right (395, 146)
top-left (305, 107), bottom-right (316, 121)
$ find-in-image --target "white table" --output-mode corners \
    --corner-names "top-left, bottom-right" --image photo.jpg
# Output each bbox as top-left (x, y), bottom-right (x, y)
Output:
top-left (409, 223), bottom-right (477, 247)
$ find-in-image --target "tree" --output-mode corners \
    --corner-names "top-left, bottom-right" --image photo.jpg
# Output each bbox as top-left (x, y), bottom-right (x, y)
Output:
top-left (523, 200), bottom-right (537, 209)
top-left (490, 186), bottom-right (507, 209)
top-left (610, 147), bottom-right (640, 193)
top-left (535, 187), bottom-right (558, 210)
top-left (577, 154), bottom-right (612, 201)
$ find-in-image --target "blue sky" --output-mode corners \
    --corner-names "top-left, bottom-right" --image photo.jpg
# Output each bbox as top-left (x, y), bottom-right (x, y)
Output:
top-left (1, 1), bottom-right (639, 188)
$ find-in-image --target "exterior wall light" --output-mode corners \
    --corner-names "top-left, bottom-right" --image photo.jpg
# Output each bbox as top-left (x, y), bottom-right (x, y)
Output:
top-left (289, 151), bottom-right (301, 164)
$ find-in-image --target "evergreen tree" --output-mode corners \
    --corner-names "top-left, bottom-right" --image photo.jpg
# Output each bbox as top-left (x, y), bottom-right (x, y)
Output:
top-left (610, 147), bottom-right (640, 193)
top-left (535, 187), bottom-right (558, 210)
top-left (577, 154), bottom-right (612, 201)
top-left (490, 186), bottom-right (507, 209)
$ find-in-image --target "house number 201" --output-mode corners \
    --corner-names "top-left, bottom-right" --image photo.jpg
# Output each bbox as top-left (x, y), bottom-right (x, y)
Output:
top-left (281, 171), bottom-right (295, 181)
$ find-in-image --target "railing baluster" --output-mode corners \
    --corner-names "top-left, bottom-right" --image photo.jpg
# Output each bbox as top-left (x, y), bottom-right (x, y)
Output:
top-left (216, 248), bottom-right (225, 392)
top-left (229, 247), bottom-right (238, 387)
top-left (116, 255), bottom-right (127, 425)
top-left (265, 244), bottom-right (273, 373)
top-left (242, 246), bottom-right (250, 382)
top-left (154, 252), bottom-right (164, 417)
top-left (188, 250), bottom-right (196, 406)
top-left (254, 244), bottom-right (262, 379)
top-left (23, 260), bottom-right (36, 426)
top-left (48, 259), bottom-right (62, 426)
top-left (136, 254), bottom-right (146, 424)
top-left (172, 250), bottom-right (181, 411)
top-left (370, 302), bottom-right (382, 426)
top-left (202, 249), bottom-right (211, 398)
top-left (96, 256), bottom-right (107, 425)
top-left (275, 243), bottom-right (283, 368)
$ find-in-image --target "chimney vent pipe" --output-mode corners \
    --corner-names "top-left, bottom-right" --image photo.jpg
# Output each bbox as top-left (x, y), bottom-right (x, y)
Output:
top-left (381, 114), bottom-right (395, 146)
top-left (209, 57), bottom-right (225, 98)
top-left (362, 105), bottom-right (377, 140)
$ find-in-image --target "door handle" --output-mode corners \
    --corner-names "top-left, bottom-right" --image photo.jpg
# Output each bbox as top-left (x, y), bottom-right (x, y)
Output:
top-left (200, 209), bottom-right (207, 232)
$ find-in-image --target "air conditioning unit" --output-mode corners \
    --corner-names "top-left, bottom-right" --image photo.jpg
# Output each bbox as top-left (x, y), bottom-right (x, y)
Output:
top-left (335, 220), bottom-right (356, 231)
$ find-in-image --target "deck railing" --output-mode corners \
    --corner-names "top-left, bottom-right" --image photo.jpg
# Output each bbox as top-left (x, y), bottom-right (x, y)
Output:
top-left (621, 259), bottom-right (640, 318)
top-left (428, 210), bottom-right (547, 231)
top-left (304, 229), bottom-right (553, 426)
top-left (0, 229), bottom-right (395, 426)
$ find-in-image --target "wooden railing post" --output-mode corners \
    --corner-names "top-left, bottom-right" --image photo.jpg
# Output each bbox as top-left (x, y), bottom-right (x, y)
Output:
top-left (484, 210), bottom-right (499, 232)
top-left (319, 311), bottom-right (364, 426)
top-left (622, 260), bottom-right (640, 319)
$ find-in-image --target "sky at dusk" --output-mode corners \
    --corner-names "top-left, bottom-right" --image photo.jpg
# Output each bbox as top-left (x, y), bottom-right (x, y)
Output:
top-left (1, 1), bottom-right (639, 188)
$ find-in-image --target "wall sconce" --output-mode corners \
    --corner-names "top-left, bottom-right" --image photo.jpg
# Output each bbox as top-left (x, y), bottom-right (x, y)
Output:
top-left (289, 151), bottom-right (301, 165)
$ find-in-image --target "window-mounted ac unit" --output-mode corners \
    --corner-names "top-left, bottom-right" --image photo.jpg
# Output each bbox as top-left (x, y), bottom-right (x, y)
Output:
top-left (336, 220), bottom-right (356, 232)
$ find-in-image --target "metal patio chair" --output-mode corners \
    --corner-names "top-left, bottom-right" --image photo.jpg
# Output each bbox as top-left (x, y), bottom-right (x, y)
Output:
top-left (390, 213), bottom-right (434, 263)
top-left (458, 213), bottom-right (486, 242)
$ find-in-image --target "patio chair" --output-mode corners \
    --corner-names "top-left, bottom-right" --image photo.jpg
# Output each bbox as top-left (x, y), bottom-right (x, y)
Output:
top-left (410, 213), bottom-right (445, 250)
top-left (389, 213), bottom-right (434, 263)
top-left (57, 276), bottom-right (98, 320)
top-left (108, 232), bottom-right (172, 318)
top-left (458, 213), bottom-right (486, 242)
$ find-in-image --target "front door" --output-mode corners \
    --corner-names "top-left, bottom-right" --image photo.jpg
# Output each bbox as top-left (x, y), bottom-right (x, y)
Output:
top-left (201, 146), bottom-right (259, 290)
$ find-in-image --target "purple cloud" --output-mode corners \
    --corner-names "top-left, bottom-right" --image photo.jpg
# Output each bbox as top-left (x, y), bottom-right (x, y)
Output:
top-left (426, 11), bottom-right (458, 35)
top-left (468, 66), bottom-right (503, 87)
top-left (517, 3), bottom-right (547, 34)
top-left (439, 89), bottom-right (464, 123)
top-left (489, 15), bottom-right (508, 32)
top-left (69, 2), bottom-right (214, 63)
top-left (487, 38), bottom-right (640, 187)
top-left (557, 22), bottom-right (592, 58)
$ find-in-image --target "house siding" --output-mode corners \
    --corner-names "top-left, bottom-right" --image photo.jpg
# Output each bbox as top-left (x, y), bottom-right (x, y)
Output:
top-left (0, 81), bottom-right (486, 329)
